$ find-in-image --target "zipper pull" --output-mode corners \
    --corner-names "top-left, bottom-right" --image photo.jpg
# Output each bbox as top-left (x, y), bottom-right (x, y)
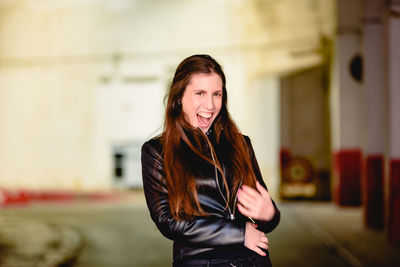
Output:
top-left (248, 216), bottom-right (255, 224)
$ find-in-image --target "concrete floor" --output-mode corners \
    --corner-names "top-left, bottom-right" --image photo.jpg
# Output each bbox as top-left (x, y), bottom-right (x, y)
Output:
top-left (1, 191), bottom-right (399, 267)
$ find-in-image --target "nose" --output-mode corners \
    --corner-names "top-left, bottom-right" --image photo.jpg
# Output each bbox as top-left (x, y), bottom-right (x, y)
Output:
top-left (205, 95), bottom-right (215, 110)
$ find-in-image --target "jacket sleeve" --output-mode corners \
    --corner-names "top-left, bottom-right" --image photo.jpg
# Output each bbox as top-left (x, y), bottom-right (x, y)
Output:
top-left (141, 140), bottom-right (245, 247)
top-left (244, 136), bottom-right (281, 233)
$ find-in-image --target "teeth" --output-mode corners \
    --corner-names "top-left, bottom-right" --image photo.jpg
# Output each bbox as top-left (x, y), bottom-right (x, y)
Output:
top-left (198, 112), bottom-right (212, 118)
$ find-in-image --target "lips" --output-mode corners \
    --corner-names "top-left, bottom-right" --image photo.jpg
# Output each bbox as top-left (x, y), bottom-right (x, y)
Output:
top-left (197, 112), bottom-right (213, 128)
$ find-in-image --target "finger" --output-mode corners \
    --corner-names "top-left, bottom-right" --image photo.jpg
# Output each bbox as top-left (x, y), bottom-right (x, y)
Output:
top-left (252, 246), bottom-right (266, 256)
top-left (239, 186), bottom-right (259, 201)
top-left (257, 242), bottom-right (269, 250)
top-left (238, 203), bottom-right (261, 220)
top-left (256, 181), bottom-right (270, 198)
top-left (261, 235), bottom-right (269, 244)
top-left (237, 203), bottom-right (251, 217)
top-left (238, 203), bottom-right (261, 219)
top-left (238, 190), bottom-right (257, 207)
top-left (237, 199), bottom-right (253, 212)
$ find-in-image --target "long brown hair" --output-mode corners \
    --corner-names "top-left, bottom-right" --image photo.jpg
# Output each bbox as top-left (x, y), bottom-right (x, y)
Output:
top-left (162, 54), bottom-right (256, 220)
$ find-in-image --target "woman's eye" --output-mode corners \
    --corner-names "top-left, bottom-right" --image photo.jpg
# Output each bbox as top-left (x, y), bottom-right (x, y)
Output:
top-left (196, 92), bottom-right (204, 96)
top-left (214, 92), bottom-right (222, 97)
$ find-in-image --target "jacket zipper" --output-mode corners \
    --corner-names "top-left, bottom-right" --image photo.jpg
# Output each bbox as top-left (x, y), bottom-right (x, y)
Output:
top-left (204, 133), bottom-right (237, 221)
top-left (231, 180), bottom-right (242, 220)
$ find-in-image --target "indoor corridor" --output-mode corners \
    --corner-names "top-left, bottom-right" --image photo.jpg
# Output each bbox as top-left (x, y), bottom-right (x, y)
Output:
top-left (1, 0), bottom-right (400, 266)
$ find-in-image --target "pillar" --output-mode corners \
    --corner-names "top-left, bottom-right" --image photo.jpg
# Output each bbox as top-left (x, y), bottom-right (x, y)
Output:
top-left (362, 0), bottom-right (385, 230)
top-left (387, 0), bottom-right (400, 245)
top-left (332, 0), bottom-right (363, 206)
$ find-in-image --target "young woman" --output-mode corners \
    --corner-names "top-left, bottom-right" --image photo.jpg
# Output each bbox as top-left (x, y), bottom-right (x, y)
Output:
top-left (141, 54), bottom-right (280, 267)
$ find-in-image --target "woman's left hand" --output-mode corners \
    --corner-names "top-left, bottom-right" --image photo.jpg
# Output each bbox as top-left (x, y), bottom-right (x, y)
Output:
top-left (237, 181), bottom-right (275, 221)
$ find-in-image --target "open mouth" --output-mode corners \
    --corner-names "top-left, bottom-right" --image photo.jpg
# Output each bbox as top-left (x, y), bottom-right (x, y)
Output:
top-left (197, 112), bottom-right (213, 128)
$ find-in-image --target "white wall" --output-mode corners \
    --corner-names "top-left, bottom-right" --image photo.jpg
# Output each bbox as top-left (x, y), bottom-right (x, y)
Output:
top-left (0, 65), bottom-right (98, 189)
top-left (244, 76), bottom-right (280, 198)
top-left (0, 0), bottom-right (335, 192)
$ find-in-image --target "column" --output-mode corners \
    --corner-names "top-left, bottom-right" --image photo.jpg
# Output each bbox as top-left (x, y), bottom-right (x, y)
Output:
top-left (362, 0), bottom-right (385, 230)
top-left (332, 0), bottom-right (363, 206)
top-left (387, 0), bottom-right (400, 245)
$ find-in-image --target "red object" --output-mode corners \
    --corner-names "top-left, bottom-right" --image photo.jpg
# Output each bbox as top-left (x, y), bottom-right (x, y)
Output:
top-left (33, 191), bottom-right (73, 202)
top-left (363, 155), bottom-right (384, 230)
top-left (334, 149), bottom-right (362, 206)
top-left (0, 189), bottom-right (29, 205)
top-left (388, 159), bottom-right (400, 245)
top-left (280, 148), bottom-right (291, 170)
top-left (0, 189), bottom-right (120, 207)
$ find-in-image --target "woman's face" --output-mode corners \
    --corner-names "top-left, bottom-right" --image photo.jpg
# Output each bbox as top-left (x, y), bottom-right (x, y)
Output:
top-left (181, 73), bottom-right (223, 133)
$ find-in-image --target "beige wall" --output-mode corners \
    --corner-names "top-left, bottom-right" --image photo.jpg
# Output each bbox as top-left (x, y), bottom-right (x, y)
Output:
top-left (0, 0), bottom-right (335, 192)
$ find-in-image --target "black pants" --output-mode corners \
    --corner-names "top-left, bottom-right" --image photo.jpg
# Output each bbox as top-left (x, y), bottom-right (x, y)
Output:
top-left (173, 254), bottom-right (272, 267)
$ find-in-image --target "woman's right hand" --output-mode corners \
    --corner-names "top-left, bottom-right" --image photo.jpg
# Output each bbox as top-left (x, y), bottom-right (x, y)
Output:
top-left (244, 222), bottom-right (269, 256)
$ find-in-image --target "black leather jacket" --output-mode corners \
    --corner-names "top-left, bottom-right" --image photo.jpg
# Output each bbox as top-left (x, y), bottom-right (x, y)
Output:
top-left (141, 130), bottom-right (280, 261)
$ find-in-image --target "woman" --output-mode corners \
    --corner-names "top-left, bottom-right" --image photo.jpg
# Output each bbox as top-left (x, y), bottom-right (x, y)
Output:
top-left (141, 54), bottom-right (280, 267)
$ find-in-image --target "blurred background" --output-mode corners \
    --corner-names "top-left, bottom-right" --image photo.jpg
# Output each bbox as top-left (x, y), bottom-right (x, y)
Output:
top-left (0, 0), bottom-right (399, 266)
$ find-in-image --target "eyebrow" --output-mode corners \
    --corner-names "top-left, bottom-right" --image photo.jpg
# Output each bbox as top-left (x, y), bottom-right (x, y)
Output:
top-left (192, 89), bottom-right (223, 93)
